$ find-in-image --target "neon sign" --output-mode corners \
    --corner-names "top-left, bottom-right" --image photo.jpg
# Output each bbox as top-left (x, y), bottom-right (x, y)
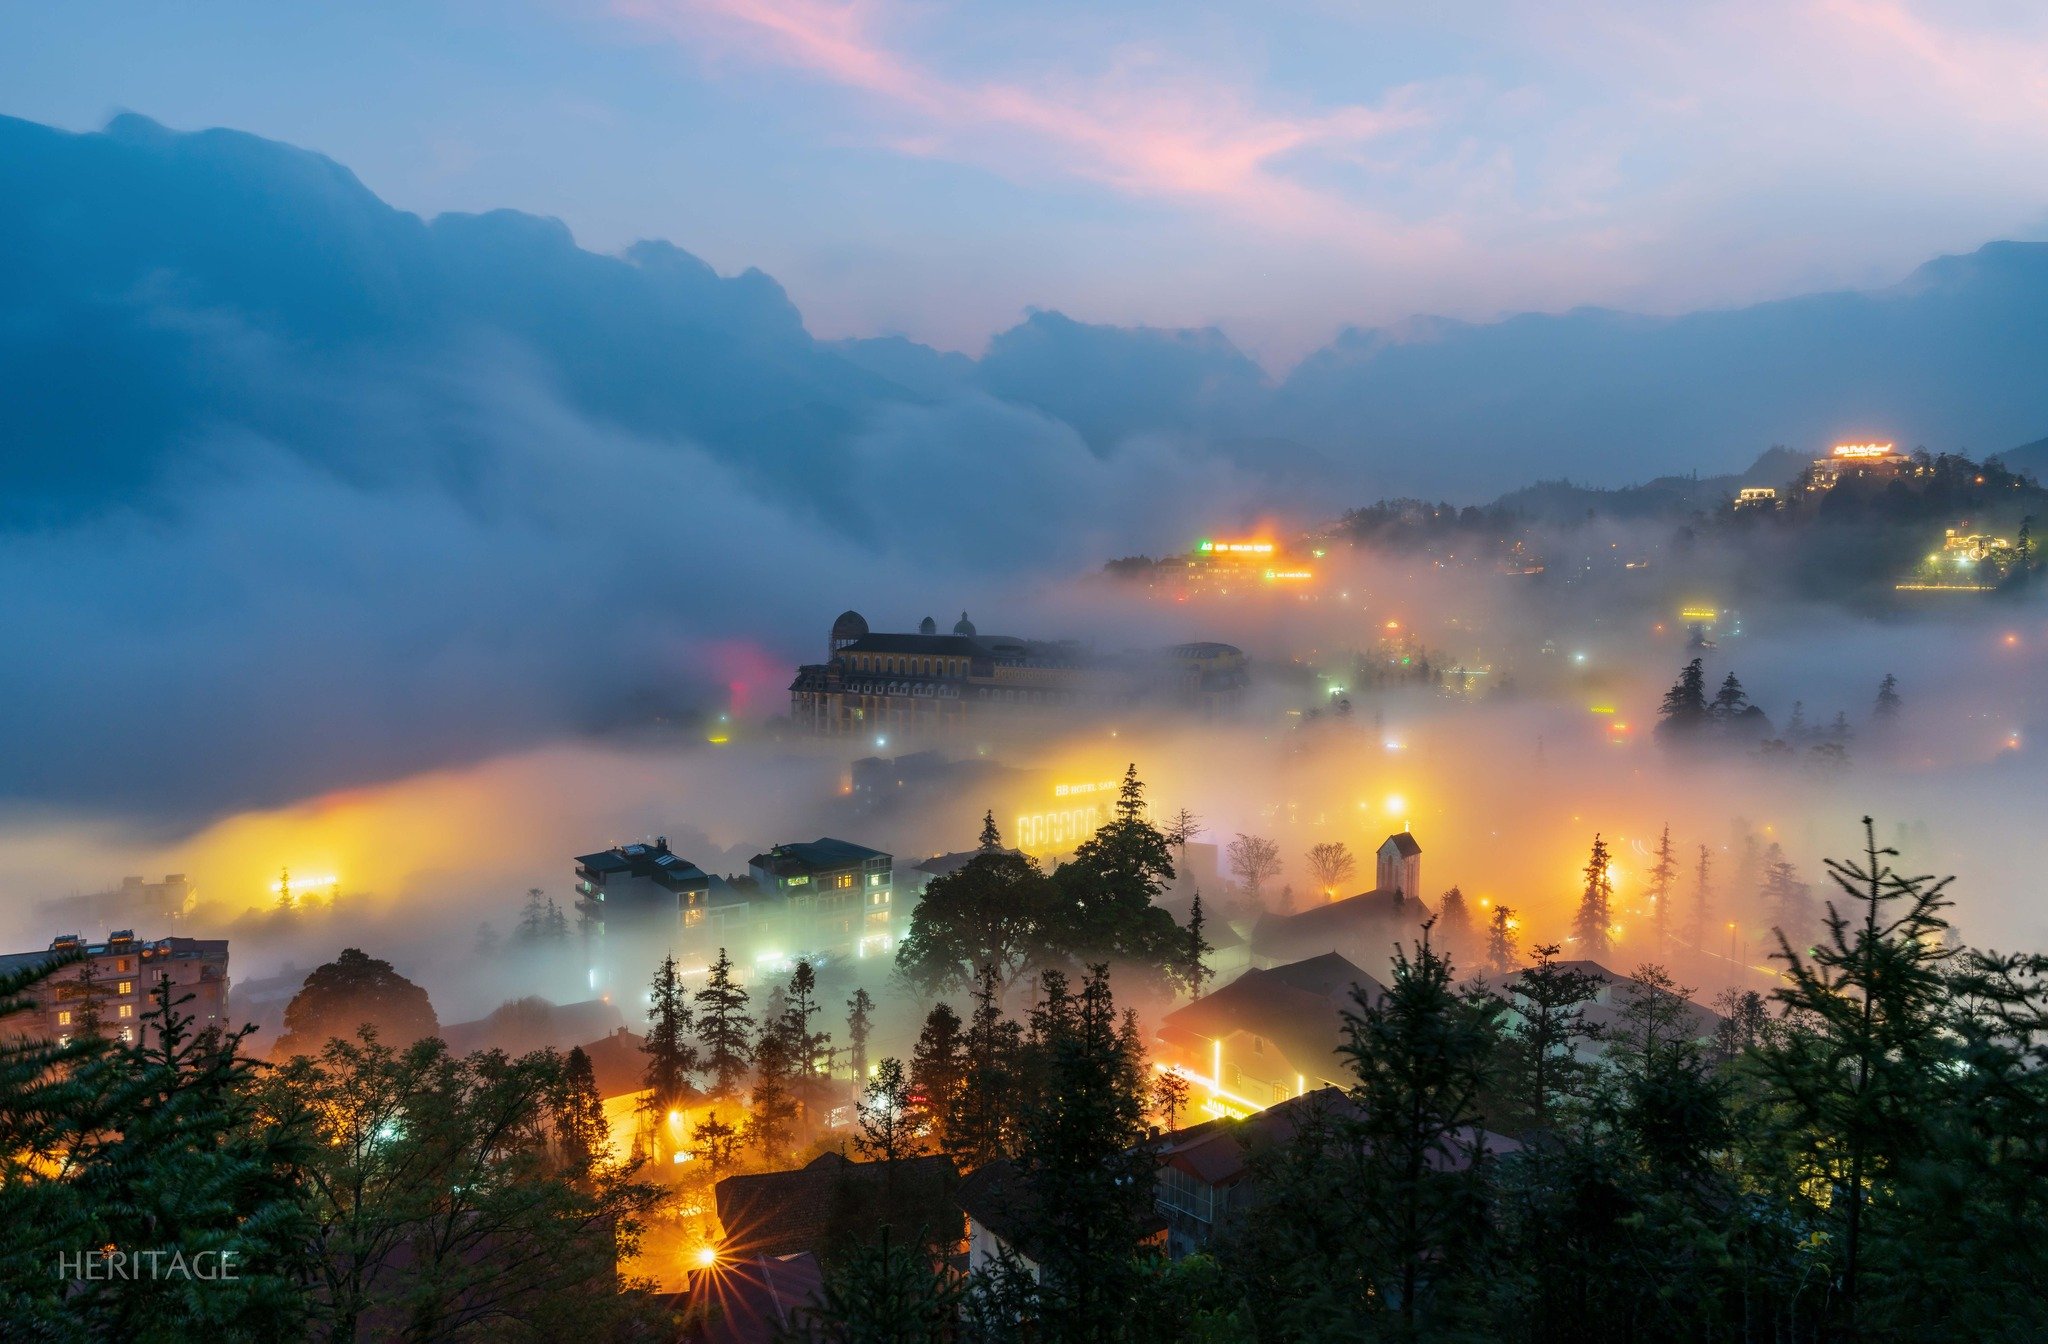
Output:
top-left (1831, 442), bottom-right (1895, 459)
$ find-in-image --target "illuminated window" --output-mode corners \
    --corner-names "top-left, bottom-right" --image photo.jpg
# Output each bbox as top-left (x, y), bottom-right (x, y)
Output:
top-left (120, 1027), bottom-right (133, 1043)
top-left (118, 981), bottom-right (132, 995)
top-left (118, 1005), bottom-right (134, 1019)
top-left (834, 873), bottom-right (855, 889)
top-left (57, 1010), bottom-right (71, 1026)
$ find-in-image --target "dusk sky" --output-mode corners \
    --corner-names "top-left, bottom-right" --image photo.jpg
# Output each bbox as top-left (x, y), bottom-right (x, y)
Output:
top-left (11, 0), bottom-right (2048, 364)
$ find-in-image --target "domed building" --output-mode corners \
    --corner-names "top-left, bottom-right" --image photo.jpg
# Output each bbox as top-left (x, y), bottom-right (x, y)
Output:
top-left (829, 610), bottom-right (870, 659)
top-left (788, 609), bottom-right (1248, 739)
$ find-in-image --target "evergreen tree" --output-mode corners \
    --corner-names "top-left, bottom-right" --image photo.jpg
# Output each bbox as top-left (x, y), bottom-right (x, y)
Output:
top-left (854, 1057), bottom-right (919, 1164)
top-left (908, 1002), bottom-right (965, 1152)
top-left (1337, 932), bottom-right (1505, 1332)
top-left (845, 987), bottom-right (875, 1083)
top-left (1648, 825), bottom-right (1677, 955)
top-left (978, 810), bottom-right (1003, 852)
top-left (1437, 885), bottom-right (1473, 958)
top-left (1760, 842), bottom-right (1817, 948)
top-left (555, 1045), bottom-right (609, 1176)
top-left (1786, 699), bottom-right (1810, 741)
top-left (642, 954), bottom-right (697, 1119)
top-left (1502, 945), bottom-right (1605, 1133)
top-left (745, 1018), bottom-right (799, 1164)
top-left (783, 958), bottom-right (830, 1125)
top-left (692, 948), bottom-right (753, 1100)
top-left (1574, 834), bottom-right (1614, 961)
top-left (1655, 658), bottom-right (1710, 742)
top-left (799, 1227), bottom-right (963, 1344)
top-left (1181, 892), bottom-right (1213, 998)
top-left (947, 964), bottom-right (1022, 1170)
top-left (1873, 673), bottom-right (1902, 720)
top-left (1710, 671), bottom-right (1750, 721)
top-left (1690, 844), bottom-right (1714, 947)
top-left (1045, 765), bottom-right (1185, 981)
top-left (689, 1110), bottom-right (741, 1180)
top-left (1486, 906), bottom-right (1520, 977)
top-left (1752, 817), bottom-right (1957, 1336)
top-left (1014, 966), bottom-right (1155, 1339)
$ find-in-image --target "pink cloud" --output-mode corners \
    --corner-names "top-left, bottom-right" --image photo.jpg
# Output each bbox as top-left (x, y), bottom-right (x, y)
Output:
top-left (611, 0), bottom-right (1426, 235)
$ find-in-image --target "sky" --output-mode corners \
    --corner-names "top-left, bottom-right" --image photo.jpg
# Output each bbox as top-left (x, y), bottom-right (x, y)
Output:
top-left (8, 0), bottom-right (2048, 366)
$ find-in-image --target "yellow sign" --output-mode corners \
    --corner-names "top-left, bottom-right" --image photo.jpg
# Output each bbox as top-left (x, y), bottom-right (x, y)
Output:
top-left (1679, 606), bottom-right (1718, 623)
top-left (1831, 442), bottom-right (1895, 459)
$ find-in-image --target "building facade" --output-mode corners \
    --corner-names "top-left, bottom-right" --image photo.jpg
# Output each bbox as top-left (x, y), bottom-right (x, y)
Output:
top-left (0, 931), bottom-right (230, 1047)
top-left (574, 836), bottom-right (894, 991)
top-left (789, 610), bottom-right (1247, 739)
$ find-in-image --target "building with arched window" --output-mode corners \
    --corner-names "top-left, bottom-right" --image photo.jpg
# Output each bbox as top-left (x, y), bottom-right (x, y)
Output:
top-left (788, 611), bottom-right (1247, 738)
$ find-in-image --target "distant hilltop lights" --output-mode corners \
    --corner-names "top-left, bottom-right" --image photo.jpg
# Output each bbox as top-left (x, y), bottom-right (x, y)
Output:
top-left (1831, 441), bottom-right (1898, 459)
top-left (1195, 539), bottom-right (1274, 555)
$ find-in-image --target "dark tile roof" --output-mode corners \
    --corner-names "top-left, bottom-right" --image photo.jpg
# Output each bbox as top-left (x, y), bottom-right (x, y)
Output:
top-left (577, 1026), bottom-right (651, 1099)
top-left (680, 1252), bottom-right (825, 1344)
top-left (1381, 832), bottom-right (1423, 857)
top-left (716, 1152), bottom-right (960, 1260)
top-left (1157, 956), bottom-right (1384, 1085)
top-left (957, 1158), bottom-right (1038, 1258)
top-left (1156, 1086), bottom-right (1519, 1189)
top-left (838, 634), bottom-right (984, 657)
top-left (1249, 889), bottom-right (1425, 963)
top-left (751, 838), bottom-right (891, 875)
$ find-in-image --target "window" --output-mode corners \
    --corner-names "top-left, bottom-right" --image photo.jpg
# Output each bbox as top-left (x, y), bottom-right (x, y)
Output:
top-left (118, 981), bottom-right (132, 995)
top-left (57, 1010), bottom-right (71, 1026)
top-left (118, 1005), bottom-right (134, 1019)
top-left (834, 873), bottom-right (856, 889)
top-left (120, 1027), bottom-right (133, 1043)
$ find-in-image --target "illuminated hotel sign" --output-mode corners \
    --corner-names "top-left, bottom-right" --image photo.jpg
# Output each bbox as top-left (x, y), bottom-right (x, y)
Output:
top-left (1015, 807), bottom-right (1105, 851)
top-left (1052, 779), bottom-right (1118, 798)
top-left (1831, 442), bottom-right (1895, 459)
top-left (1264, 569), bottom-right (1314, 582)
top-left (1196, 540), bottom-right (1275, 555)
top-left (1679, 606), bottom-right (1719, 623)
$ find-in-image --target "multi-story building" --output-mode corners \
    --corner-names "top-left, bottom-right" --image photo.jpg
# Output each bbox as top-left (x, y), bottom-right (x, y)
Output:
top-left (745, 838), bottom-right (894, 968)
top-left (1808, 441), bottom-right (1910, 490)
top-left (573, 835), bottom-right (895, 991)
top-left (0, 930), bottom-right (230, 1047)
top-left (788, 610), bottom-right (1247, 740)
top-left (33, 874), bottom-right (195, 934)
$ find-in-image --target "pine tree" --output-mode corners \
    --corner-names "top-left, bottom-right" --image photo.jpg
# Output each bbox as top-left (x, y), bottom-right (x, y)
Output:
top-left (1434, 886), bottom-right (1473, 962)
top-left (1710, 672), bottom-right (1750, 721)
top-left (978, 810), bottom-right (1003, 852)
top-left (1656, 658), bottom-right (1710, 741)
top-left (782, 959), bottom-right (830, 1125)
top-left (947, 964), bottom-right (1022, 1169)
top-left (745, 1018), bottom-right (799, 1164)
top-left (1014, 966), bottom-right (1154, 1337)
top-left (692, 948), bottom-right (753, 1100)
top-left (854, 1057), bottom-right (918, 1164)
top-left (1338, 931), bottom-right (1506, 1330)
top-left (1648, 825), bottom-right (1678, 955)
top-left (845, 987), bottom-right (875, 1083)
top-left (1874, 673), bottom-right (1902, 721)
top-left (1181, 892), bottom-right (1213, 998)
top-left (1574, 834), bottom-right (1614, 961)
top-left (909, 1002), bottom-right (965, 1151)
top-left (1753, 818), bottom-right (1957, 1335)
top-left (1690, 844), bottom-right (1714, 947)
top-left (555, 1045), bottom-right (609, 1175)
top-left (642, 954), bottom-right (696, 1117)
top-left (1503, 945), bottom-right (1606, 1133)
top-left (1787, 699), bottom-right (1810, 741)
top-left (1760, 843), bottom-right (1817, 950)
top-left (689, 1110), bottom-right (742, 1180)
top-left (1486, 906), bottom-right (1520, 977)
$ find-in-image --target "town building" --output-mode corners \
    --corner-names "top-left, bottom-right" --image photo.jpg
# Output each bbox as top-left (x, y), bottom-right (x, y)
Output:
top-left (788, 610), bottom-right (1248, 740)
top-left (1152, 1088), bottom-right (1519, 1259)
top-left (0, 931), bottom-right (229, 1048)
top-left (673, 1252), bottom-right (824, 1344)
top-left (33, 873), bottom-right (195, 934)
top-left (573, 835), bottom-right (895, 992)
top-left (1155, 953), bottom-right (1383, 1118)
top-left (1530, 961), bottom-right (1728, 1059)
top-left (1733, 486), bottom-right (1780, 511)
top-left (714, 1151), bottom-right (961, 1261)
top-left (1807, 441), bottom-right (1910, 490)
top-left (1247, 832), bottom-right (1430, 975)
